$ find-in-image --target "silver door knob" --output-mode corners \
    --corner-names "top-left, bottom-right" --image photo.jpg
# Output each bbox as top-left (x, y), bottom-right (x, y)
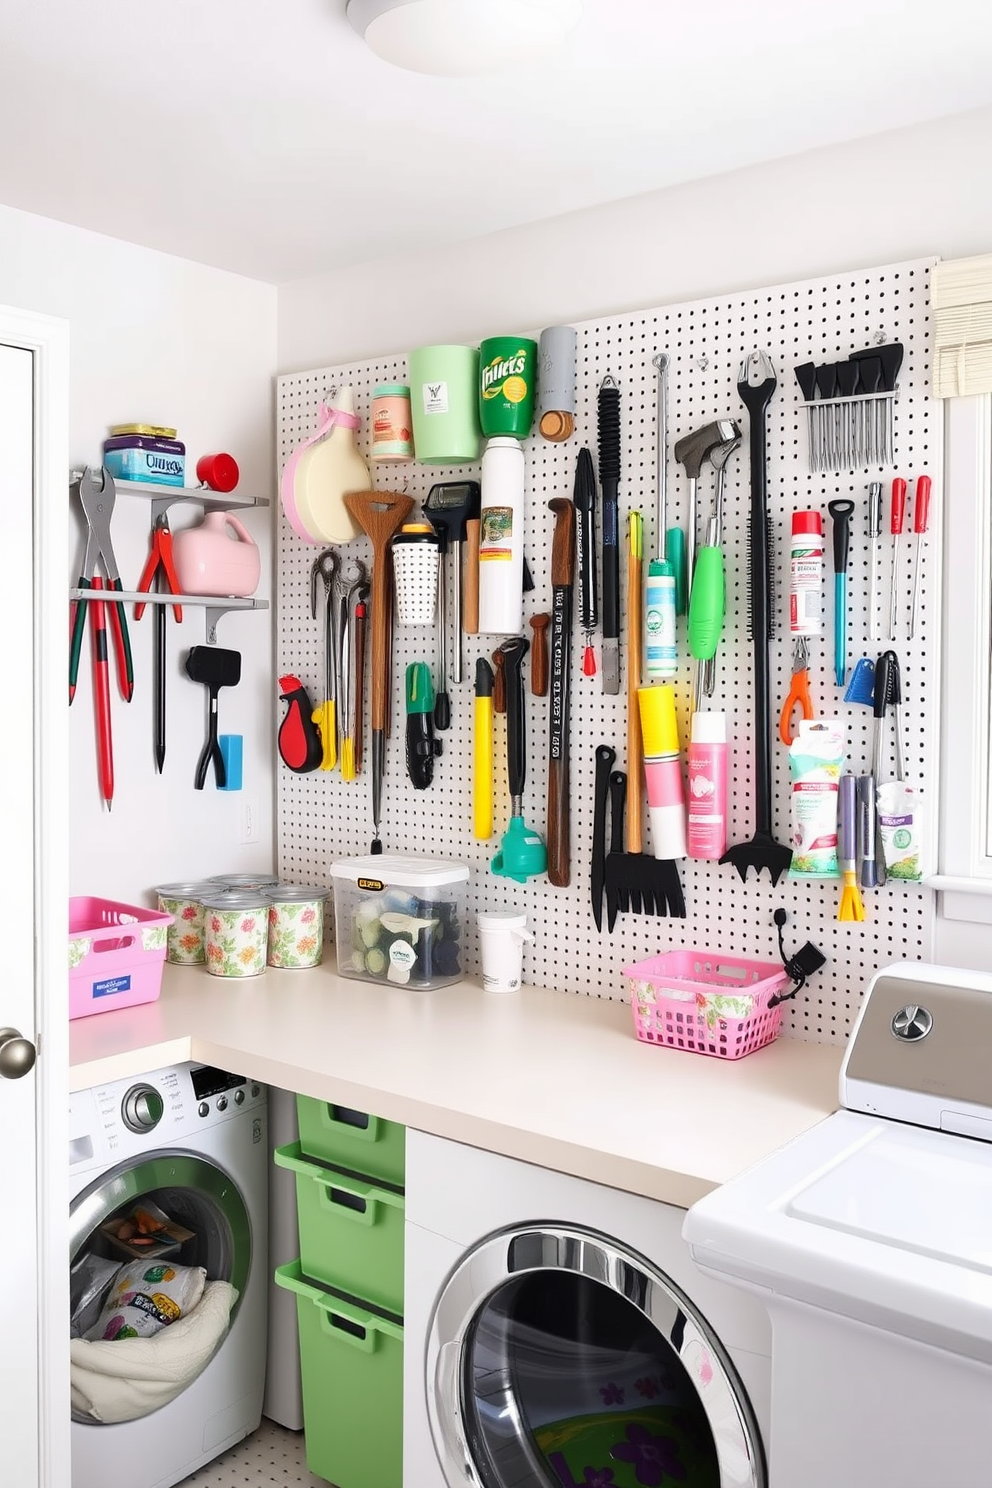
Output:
top-left (0, 1028), bottom-right (37, 1080)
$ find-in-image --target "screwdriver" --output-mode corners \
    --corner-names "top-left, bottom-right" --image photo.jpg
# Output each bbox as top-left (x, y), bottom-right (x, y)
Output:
top-left (867, 481), bottom-right (882, 642)
top-left (887, 477), bottom-right (907, 641)
top-left (910, 474), bottom-right (932, 640)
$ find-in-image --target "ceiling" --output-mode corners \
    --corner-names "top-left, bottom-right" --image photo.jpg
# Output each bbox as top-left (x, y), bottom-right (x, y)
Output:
top-left (4, 1), bottom-right (992, 285)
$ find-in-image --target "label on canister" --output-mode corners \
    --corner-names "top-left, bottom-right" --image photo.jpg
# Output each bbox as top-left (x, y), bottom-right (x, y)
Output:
top-left (422, 381), bottom-right (449, 415)
top-left (480, 506), bottom-right (514, 560)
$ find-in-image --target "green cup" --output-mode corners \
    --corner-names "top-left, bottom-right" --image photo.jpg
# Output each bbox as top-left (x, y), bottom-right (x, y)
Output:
top-left (479, 336), bottom-right (537, 439)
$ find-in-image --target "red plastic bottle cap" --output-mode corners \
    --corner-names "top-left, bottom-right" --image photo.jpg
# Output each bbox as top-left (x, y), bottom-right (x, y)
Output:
top-left (792, 509), bottom-right (823, 536)
top-left (196, 452), bottom-right (240, 493)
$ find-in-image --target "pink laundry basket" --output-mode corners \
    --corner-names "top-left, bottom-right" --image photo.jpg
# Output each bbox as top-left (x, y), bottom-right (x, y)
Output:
top-left (623, 950), bottom-right (792, 1060)
top-left (69, 897), bottom-right (173, 1020)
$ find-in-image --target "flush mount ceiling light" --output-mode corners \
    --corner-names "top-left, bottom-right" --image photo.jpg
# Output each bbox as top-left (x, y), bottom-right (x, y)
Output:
top-left (346, 0), bottom-right (583, 76)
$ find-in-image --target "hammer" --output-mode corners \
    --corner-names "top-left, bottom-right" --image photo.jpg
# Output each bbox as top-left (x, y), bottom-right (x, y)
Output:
top-left (674, 419), bottom-right (739, 600)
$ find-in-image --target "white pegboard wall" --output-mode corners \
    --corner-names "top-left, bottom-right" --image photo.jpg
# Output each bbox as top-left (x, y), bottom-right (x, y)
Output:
top-left (276, 258), bottom-right (939, 1045)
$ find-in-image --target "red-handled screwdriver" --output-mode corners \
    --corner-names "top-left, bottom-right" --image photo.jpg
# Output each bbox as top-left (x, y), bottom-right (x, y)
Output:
top-left (888, 477), bottom-right (907, 641)
top-left (910, 474), bottom-right (932, 640)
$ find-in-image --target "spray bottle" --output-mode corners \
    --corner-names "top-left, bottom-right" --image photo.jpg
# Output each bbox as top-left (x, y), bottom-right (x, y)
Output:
top-left (478, 438), bottom-right (525, 636)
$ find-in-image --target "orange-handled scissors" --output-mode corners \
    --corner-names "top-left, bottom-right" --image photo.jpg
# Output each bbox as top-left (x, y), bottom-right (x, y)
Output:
top-left (779, 636), bottom-right (814, 745)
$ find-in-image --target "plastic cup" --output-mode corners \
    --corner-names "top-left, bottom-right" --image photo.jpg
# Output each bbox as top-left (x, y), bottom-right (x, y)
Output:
top-left (477, 910), bottom-right (533, 993)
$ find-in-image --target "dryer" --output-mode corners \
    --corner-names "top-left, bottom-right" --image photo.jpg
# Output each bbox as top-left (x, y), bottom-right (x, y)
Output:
top-left (69, 1061), bottom-right (268, 1488)
top-left (684, 962), bottom-right (992, 1488)
top-left (405, 1130), bottom-right (772, 1488)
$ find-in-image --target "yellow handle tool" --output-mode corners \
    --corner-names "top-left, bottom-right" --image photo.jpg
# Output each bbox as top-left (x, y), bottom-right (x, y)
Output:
top-left (312, 699), bottom-right (337, 771)
top-left (473, 657), bottom-right (494, 839)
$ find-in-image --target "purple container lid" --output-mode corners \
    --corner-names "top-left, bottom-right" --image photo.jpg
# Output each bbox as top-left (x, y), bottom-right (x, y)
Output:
top-left (104, 434), bottom-right (186, 454)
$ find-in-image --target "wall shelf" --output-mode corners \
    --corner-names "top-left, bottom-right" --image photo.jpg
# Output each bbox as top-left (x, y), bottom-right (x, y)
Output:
top-left (70, 472), bottom-right (270, 522)
top-left (69, 588), bottom-right (268, 644)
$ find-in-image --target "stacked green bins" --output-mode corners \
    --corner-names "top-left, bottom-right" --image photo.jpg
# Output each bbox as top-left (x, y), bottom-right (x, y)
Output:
top-left (274, 1096), bottom-right (406, 1488)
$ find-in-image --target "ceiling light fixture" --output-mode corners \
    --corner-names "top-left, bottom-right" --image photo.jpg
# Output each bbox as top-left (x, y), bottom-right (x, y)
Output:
top-left (346, 0), bottom-right (583, 77)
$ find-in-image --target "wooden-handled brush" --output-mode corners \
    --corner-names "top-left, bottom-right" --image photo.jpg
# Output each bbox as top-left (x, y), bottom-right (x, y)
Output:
top-left (342, 489), bottom-right (415, 852)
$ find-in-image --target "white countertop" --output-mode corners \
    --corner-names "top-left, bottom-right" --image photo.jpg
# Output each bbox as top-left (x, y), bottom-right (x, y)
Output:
top-left (69, 965), bottom-right (844, 1209)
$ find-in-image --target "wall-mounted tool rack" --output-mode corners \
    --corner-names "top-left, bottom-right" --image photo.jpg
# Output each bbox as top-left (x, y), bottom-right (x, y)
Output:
top-left (276, 257), bottom-right (939, 1045)
top-left (69, 477), bottom-right (270, 642)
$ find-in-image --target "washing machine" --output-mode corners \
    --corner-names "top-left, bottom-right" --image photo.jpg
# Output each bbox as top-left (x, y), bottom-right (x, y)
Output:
top-left (684, 962), bottom-right (992, 1488)
top-left (69, 1061), bottom-right (268, 1488)
top-left (405, 1129), bottom-right (772, 1488)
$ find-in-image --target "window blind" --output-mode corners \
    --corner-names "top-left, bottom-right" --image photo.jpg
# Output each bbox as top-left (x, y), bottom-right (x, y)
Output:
top-left (931, 253), bottom-right (992, 398)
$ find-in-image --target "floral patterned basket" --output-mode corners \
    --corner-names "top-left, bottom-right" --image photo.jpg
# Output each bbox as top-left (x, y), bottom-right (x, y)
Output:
top-left (623, 951), bottom-right (792, 1060)
top-left (69, 897), bottom-right (173, 1020)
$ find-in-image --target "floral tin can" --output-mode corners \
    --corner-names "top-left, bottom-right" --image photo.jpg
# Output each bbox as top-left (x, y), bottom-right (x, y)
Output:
top-left (155, 880), bottom-right (217, 965)
top-left (200, 891), bottom-right (269, 978)
top-left (265, 884), bottom-right (329, 969)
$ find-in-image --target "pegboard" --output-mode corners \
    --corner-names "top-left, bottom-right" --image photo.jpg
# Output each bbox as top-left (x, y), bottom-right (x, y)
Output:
top-left (276, 258), bottom-right (939, 1045)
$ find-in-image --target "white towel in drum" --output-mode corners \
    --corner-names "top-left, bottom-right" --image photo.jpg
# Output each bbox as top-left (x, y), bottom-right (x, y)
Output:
top-left (70, 1280), bottom-right (238, 1424)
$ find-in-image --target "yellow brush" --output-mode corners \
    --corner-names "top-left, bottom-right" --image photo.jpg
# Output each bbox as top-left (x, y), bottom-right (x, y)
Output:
top-left (838, 774), bottom-right (865, 921)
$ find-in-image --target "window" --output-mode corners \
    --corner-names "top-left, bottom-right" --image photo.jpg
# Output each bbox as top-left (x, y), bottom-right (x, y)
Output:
top-left (933, 394), bottom-right (992, 921)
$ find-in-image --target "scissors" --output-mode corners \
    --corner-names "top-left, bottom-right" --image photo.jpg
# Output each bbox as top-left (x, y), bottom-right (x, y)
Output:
top-left (779, 636), bottom-right (814, 745)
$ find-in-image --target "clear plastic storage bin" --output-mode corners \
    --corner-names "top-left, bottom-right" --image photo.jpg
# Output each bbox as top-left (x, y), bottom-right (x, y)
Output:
top-left (329, 855), bottom-right (468, 989)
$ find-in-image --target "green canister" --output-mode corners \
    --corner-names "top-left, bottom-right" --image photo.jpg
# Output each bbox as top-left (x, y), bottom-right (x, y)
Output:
top-left (479, 336), bottom-right (537, 439)
top-left (408, 344), bottom-right (481, 464)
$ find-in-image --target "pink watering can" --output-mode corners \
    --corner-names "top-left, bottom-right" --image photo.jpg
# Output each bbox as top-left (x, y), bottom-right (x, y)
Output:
top-left (172, 512), bottom-right (261, 598)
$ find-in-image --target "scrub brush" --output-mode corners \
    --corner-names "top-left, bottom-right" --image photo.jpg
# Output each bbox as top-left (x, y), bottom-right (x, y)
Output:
top-left (838, 773), bottom-right (865, 921)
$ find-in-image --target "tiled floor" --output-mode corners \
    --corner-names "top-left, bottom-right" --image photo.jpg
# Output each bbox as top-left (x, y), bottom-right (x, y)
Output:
top-left (178, 1418), bottom-right (330, 1486)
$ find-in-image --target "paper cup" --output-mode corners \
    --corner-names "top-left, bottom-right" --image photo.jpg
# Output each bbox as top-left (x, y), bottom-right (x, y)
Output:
top-left (477, 910), bottom-right (533, 993)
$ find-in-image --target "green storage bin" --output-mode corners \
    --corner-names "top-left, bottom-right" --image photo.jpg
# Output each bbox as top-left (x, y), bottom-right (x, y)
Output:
top-left (275, 1260), bottom-right (403, 1488)
top-left (297, 1094), bottom-right (406, 1185)
top-left (275, 1141), bottom-right (405, 1314)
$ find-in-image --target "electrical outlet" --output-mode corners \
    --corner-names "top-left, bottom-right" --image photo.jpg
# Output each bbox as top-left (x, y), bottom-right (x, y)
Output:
top-left (240, 799), bottom-right (260, 845)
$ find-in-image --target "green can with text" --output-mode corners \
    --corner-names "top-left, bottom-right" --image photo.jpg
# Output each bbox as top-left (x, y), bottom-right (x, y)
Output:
top-left (479, 335), bottom-right (537, 439)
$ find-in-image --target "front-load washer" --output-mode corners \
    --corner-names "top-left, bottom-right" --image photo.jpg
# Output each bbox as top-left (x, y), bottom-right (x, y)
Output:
top-left (69, 1061), bottom-right (268, 1488)
top-left (684, 962), bottom-right (992, 1488)
top-left (405, 1129), bottom-right (772, 1488)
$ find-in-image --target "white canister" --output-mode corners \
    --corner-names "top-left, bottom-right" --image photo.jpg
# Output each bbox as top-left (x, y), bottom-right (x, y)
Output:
top-left (265, 884), bottom-right (329, 969)
top-left (477, 909), bottom-right (534, 993)
top-left (478, 438), bottom-right (525, 636)
top-left (201, 891), bottom-right (269, 978)
top-left (391, 523), bottom-right (441, 625)
top-left (155, 880), bottom-right (215, 964)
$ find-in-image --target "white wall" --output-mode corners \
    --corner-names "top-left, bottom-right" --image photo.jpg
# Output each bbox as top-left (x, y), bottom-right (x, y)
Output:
top-left (277, 105), bottom-right (992, 974)
top-left (279, 106), bottom-right (992, 369)
top-left (0, 205), bottom-right (278, 902)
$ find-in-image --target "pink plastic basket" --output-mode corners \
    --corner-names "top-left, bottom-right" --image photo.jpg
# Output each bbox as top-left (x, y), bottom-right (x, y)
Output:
top-left (623, 950), bottom-right (792, 1060)
top-left (69, 897), bottom-right (173, 1021)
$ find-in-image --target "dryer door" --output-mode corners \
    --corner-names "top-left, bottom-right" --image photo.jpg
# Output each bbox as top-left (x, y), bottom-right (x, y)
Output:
top-left (428, 1224), bottom-right (764, 1488)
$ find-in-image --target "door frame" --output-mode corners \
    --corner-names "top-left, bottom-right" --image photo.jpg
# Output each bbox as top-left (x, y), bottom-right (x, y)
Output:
top-left (2, 302), bottom-right (71, 1487)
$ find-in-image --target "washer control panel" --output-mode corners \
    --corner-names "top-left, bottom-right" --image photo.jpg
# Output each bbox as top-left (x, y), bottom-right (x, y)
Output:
top-left (69, 1061), bottom-right (267, 1172)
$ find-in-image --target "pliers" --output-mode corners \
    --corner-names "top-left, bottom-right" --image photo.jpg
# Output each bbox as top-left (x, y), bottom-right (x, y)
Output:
top-left (135, 511), bottom-right (183, 621)
top-left (69, 467), bottom-right (134, 703)
top-left (310, 549), bottom-right (339, 770)
top-left (779, 637), bottom-right (814, 745)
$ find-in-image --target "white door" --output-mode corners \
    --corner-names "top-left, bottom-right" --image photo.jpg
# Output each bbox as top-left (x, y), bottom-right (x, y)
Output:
top-left (0, 310), bottom-right (70, 1487)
